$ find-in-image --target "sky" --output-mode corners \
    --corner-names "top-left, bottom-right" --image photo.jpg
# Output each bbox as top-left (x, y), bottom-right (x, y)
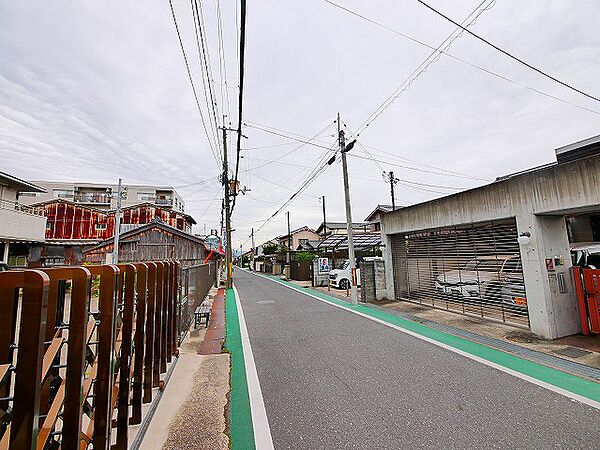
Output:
top-left (1, 1), bottom-right (599, 250)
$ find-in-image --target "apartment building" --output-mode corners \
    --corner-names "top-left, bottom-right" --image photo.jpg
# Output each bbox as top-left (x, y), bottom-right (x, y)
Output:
top-left (0, 171), bottom-right (47, 266)
top-left (19, 181), bottom-right (186, 213)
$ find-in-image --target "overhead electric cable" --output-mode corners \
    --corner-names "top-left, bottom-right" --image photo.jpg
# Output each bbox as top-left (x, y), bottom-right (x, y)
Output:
top-left (324, 0), bottom-right (600, 117)
top-left (168, 0), bottom-right (220, 168)
top-left (191, 0), bottom-right (222, 158)
top-left (347, 153), bottom-right (489, 180)
top-left (415, 0), bottom-right (600, 104)
top-left (231, 0), bottom-right (247, 213)
top-left (243, 121), bottom-right (335, 171)
top-left (351, 0), bottom-right (496, 136)
top-left (244, 123), bottom-right (336, 151)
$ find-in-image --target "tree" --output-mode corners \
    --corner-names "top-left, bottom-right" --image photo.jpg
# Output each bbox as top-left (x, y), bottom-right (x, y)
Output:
top-left (262, 243), bottom-right (278, 255)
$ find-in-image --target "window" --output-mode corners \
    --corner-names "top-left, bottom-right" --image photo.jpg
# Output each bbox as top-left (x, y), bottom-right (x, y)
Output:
top-left (374, 223), bottom-right (381, 231)
top-left (46, 221), bottom-right (52, 230)
top-left (137, 192), bottom-right (155, 201)
top-left (95, 223), bottom-right (107, 230)
top-left (52, 189), bottom-right (74, 199)
top-left (19, 192), bottom-right (39, 198)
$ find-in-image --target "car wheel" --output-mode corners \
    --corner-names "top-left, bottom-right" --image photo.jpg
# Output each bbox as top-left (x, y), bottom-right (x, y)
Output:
top-left (339, 279), bottom-right (349, 290)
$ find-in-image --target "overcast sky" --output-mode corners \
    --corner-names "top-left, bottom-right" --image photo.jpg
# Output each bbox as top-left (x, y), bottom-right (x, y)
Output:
top-left (1, 1), bottom-right (599, 249)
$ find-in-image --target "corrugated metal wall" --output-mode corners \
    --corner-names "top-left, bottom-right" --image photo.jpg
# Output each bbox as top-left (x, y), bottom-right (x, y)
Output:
top-left (391, 219), bottom-right (529, 327)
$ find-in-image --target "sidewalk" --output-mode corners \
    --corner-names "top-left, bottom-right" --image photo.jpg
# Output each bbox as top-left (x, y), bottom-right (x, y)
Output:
top-left (139, 287), bottom-right (230, 450)
top-left (286, 278), bottom-right (600, 381)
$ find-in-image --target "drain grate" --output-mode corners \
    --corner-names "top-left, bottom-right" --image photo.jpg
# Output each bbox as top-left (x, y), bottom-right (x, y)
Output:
top-left (553, 346), bottom-right (593, 359)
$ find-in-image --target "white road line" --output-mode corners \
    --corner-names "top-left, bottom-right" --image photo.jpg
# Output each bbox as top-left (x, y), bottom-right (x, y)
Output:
top-left (232, 284), bottom-right (275, 450)
top-left (243, 269), bottom-right (600, 411)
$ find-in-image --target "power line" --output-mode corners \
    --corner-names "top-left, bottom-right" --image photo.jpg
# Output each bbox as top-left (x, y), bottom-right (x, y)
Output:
top-left (168, 0), bottom-right (221, 168)
top-left (244, 123), bottom-right (336, 150)
top-left (242, 121), bottom-right (335, 172)
top-left (191, 0), bottom-right (222, 158)
top-left (416, 0), bottom-right (600, 104)
top-left (215, 0), bottom-right (232, 119)
top-left (350, 0), bottom-right (496, 136)
top-left (323, 0), bottom-right (600, 118)
top-left (231, 0), bottom-right (247, 213)
top-left (348, 153), bottom-right (489, 180)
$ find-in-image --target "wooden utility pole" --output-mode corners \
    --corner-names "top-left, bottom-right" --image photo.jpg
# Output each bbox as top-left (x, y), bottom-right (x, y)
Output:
top-left (338, 113), bottom-right (358, 305)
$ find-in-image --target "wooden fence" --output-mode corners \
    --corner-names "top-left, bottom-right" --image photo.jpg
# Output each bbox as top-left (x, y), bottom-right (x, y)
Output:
top-left (0, 260), bottom-right (201, 449)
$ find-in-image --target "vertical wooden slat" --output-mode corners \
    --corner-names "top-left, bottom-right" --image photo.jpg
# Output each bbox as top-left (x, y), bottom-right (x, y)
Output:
top-left (160, 262), bottom-right (168, 372)
top-left (87, 265), bottom-right (119, 450)
top-left (165, 262), bottom-right (172, 364)
top-left (9, 270), bottom-right (50, 449)
top-left (171, 261), bottom-right (179, 354)
top-left (131, 263), bottom-right (147, 424)
top-left (115, 264), bottom-right (136, 450)
top-left (143, 262), bottom-right (156, 403)
top-left (60, 268), bottom-right (91, 450)
top-left (153, 262), bottom-right (164, 385)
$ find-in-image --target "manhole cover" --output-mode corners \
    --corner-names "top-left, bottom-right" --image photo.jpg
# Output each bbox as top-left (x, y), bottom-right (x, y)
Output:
top-left (553, 346), bottom-right (592, 359)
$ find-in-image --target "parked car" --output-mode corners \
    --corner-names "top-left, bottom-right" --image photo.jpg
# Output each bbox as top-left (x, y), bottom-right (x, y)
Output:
top-left (434, 255), bottom-right (521, 305)
top-left (571, 242), bottom-right (600, 269)
top-left (328, 259), bottom-right (361, 289)
top-left (0, 261), bottom-right (9, 272)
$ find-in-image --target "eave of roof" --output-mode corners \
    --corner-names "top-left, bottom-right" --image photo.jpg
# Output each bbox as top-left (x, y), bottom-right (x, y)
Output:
top-left (0, 171), bottom-right (46, 193)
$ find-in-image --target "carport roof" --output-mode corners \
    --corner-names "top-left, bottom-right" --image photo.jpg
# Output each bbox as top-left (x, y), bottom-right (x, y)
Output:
top-left (317, 232), bottom-right (382, 250)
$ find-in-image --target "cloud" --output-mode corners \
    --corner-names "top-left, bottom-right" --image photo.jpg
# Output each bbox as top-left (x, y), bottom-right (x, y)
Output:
top-left (1, 0), bottom-right (599, 247)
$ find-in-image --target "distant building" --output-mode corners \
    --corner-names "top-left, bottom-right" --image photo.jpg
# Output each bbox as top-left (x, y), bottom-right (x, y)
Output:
top-left (364, 205), bottom-right (395, 232)
top-left (19, 180), bottom-right (186, 213)
top-left (28, 199), bottom-right (195, 266)
top-left (315, 221), bottom-right (371, 237)
top-left (84, 219), bottom-right (208, 267)
top-left (0, 171), bottom-right (47, 266)
top-left (276, 226), bottom-right (320, 250)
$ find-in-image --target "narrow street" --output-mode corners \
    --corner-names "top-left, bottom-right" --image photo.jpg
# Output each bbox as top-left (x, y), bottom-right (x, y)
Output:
top-left (233, 269), bottom-right (600, 449)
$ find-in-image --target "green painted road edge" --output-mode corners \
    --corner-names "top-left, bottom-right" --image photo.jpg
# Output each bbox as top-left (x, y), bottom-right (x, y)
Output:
top-left (224, 288), bottom-right (256, 450)
top-left (249, 271), bottom-right (600, 404)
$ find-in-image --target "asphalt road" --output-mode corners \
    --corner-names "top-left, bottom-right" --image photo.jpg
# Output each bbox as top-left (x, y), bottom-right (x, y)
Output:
top-left (234, 269), bottom-right (600, 449)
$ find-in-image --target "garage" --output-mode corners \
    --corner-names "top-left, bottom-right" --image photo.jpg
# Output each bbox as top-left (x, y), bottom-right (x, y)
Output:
top-left (391, 219), bottom-right (529, 327)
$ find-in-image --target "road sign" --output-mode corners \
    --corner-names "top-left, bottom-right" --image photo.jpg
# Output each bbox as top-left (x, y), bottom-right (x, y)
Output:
top-left (205, 235), bottom-right (221, 251)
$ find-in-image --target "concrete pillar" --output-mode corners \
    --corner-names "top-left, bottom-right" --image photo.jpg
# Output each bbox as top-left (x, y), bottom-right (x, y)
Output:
top-left (2, 241), bottom-right (9, 263)
top-left (382, 230), bottom-right (396, 301)
top-left (517, 214), bottom-right (580, 339)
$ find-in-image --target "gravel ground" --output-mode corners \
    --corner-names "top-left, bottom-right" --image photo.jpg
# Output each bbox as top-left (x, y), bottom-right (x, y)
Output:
top-left (162, 353), bottom-right (230, 450)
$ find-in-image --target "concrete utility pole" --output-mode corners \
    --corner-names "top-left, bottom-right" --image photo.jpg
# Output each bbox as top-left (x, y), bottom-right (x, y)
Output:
top-left (286, 211), bottom-right (291, 264)
top-left (388, 171), bottom-right (398, 211)
top-left (112, 178), bottom-right (122, 264)
top-left (222, 121), bottom-right (233, 288)
top-left (338, 113), bottom-right (358, 305)
top-left (321, 196), bottom-right (327, 236)
top-left (251, 227), bottom-right (255, 271)
top-left (239, 244), bottom-right (243, 267)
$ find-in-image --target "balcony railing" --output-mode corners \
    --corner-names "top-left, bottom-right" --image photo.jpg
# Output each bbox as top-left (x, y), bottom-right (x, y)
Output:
top-left (73, 192), bottom-right (112, 204)
top-left (0, 198), bottom-right (44, 216)
top-left (0, 261), bottom-right (217, 449)
top-left (154, 197), bottom-right (174, 206)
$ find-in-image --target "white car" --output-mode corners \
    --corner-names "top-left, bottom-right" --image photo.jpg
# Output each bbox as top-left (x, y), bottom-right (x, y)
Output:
top-left (328, 260), bottom-right (361, 289)
top-left (434, 255), bottom-right (521, 303)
